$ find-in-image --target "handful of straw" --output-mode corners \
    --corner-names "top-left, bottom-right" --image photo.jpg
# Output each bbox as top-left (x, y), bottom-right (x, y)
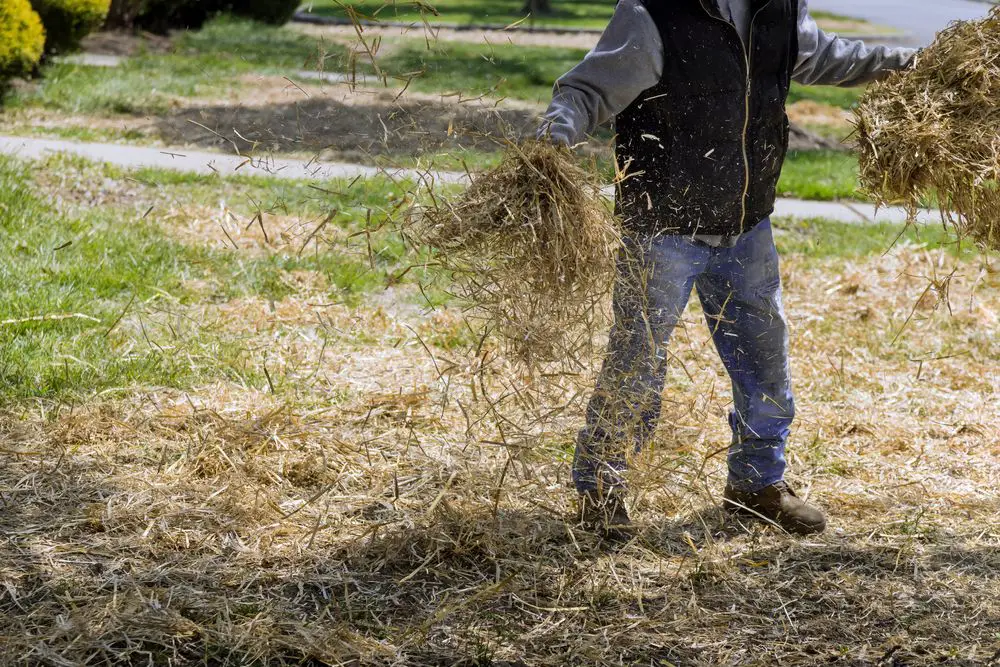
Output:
top-left (854, 7), bottom-right (1000, 250)
top-left (416, 141), bottom-right (621, 369)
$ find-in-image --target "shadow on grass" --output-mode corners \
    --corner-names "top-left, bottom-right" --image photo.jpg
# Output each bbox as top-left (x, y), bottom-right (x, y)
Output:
top-left (3, 426), bottom-right (1000, 666)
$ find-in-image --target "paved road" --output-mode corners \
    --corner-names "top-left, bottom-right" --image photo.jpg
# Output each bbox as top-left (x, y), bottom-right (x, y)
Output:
top-left (810, 0), bottom-right (991, 45)
top-left (0, 134), bottom-right (938, 226)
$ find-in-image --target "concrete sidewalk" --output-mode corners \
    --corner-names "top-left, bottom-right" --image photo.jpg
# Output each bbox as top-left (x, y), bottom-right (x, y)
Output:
top-left (57, 53), bottom-right (374, 85)
top-left (0, 134), bottom-right (465, 185)
top-left (0, 134), bottom-right (936, 225)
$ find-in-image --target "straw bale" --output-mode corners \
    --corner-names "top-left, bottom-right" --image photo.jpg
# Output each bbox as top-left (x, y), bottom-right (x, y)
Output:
top-left (413, 141), bottom-right (621, 371)
top-left (855, 7), bottom-right (1000, 249)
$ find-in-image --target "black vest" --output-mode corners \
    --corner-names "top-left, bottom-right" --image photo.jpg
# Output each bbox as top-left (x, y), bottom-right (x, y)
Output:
top-left (615, 0), bottom-right (798, 236)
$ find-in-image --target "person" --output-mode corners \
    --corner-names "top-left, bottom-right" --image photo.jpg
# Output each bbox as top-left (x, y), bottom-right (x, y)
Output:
top-left (538, 0), bottom-right (916, 537)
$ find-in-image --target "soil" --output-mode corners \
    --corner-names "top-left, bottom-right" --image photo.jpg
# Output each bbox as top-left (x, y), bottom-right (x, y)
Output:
top-left (153, 80), bottom-right (543, 159)
top-left (79, 30), bottom-right (174, 57)
top-left (789, 122), bottom-right (845, 151)
top-left (787, 100), bottom-right (853, 130)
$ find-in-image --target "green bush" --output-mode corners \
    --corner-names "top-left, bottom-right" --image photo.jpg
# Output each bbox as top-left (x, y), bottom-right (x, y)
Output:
top-left (103, 0), bottom-right (143, 28)
top-left (104, 0), bottom-right (300, 32)
top-left (134, 0), bottom-right (224, 33)
top-left (31, 0), bottom-right (110, 53)
top-left (0, 0), bottom-right (45, 82)
top-left (230, 0), bottom-right (300, 25)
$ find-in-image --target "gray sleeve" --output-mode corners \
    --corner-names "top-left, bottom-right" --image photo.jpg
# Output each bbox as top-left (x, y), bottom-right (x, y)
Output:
top-left (538, 0), bottom-right (664, 145)
top-left (793, 0), bottom-right (917, 87)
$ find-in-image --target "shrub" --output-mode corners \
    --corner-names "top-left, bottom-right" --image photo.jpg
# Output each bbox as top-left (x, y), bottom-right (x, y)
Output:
top-left (31, 0), bottom-right (110, 53)
top-left (103, 0), bottom-right (143, 28)
top-left (230, 0), bottom-right (301, 25)
top-left (0, 0), bottom-right (45, 82)
top-left (133, 0), bottom-right (224, 33)
top-left (104, 0), bottom-right (300, 33)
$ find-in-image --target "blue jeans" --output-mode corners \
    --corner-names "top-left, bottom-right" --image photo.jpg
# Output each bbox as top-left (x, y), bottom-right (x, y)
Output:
top-left (575, 219), bottom-right (793, 494)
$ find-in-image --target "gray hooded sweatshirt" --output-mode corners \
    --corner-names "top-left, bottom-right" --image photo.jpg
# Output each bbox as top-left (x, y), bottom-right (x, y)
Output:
top-left (540, 0), bottom-right (916, 245)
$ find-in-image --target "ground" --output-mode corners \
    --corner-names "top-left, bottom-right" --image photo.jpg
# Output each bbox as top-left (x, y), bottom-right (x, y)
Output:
top-left (2, 7), bottom-right (999, 667)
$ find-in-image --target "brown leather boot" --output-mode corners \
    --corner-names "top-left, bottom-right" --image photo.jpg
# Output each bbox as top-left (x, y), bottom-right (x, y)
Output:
top-left (723, 481), bottom-right (826, 535)
top-left (578, 488), bottom-right (634, 541)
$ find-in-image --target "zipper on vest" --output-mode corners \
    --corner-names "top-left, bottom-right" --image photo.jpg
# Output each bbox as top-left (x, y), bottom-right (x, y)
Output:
top-left (699, 0), bottom-right (774, 233)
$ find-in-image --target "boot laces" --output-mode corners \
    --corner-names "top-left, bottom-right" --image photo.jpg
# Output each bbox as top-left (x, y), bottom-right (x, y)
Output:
top-left (772, 481), bottom-right (797, 497)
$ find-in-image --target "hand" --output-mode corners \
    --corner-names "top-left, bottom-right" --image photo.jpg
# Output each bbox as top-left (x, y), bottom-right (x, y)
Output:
top-left (536, 121), bottom-right (574, 148)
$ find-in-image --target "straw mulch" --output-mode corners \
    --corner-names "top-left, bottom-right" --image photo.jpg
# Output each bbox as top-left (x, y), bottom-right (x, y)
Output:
top-left (854, 7), bottom-right (1000, 250)
top-left (413, 141), bottom-right (621, 370)
top-left (3, 241), bottom-right (1000, 665)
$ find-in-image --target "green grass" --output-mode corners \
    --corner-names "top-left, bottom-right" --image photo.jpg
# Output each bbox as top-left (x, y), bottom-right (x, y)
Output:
top-left (378, 40), bottom-right (586, 103)
top-left (0, 156), bottom-right (235, 399)
top-left (301, 0), bottom-right (616, 29)
top-left (0, 147), bottom-right (971, 402)
top-left (176, 16), bottom-right (343, 70)
top-left (810, 10), bottom-right (856, 22)
top-left (788, 83), bottom-right (864, 110)
top-left (0, 153), bottom-right (416, 401)
top-left (809, 9), bottom-right (894, 31)
top-left (778, 150), bottom-right (860, 201)
top-left (8, 17), bottom-right (347, 115)
top-left (773, 217), bottom-right (976, 260)
top-left (13, 34), bottom-right (585, 111)
top-left (377, 41), bottom-right (868, 108)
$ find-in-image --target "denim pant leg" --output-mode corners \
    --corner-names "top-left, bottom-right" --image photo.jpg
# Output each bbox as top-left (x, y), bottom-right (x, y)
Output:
top-left (694, 219), bottom-right (794, 492)
top-left (574, 234), bottom-right (709, 494)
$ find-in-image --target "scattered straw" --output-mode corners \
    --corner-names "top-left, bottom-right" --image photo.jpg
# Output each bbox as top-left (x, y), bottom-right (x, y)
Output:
top-left (412, 141), bottom-right (621, 370)
top-left (854, 7), bottom-right (1000, 250)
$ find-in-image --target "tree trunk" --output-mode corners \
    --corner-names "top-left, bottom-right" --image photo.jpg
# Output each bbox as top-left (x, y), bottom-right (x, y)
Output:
top-left (104, 0), bottom-right (145, 29)
top-left (521, 0), bottom-right (553, 17)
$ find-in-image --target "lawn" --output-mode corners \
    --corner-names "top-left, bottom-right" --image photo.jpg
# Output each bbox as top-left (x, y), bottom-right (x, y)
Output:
top-left (2, 148), bottom-right (998, 664)
top-left (778, 150), bottom-right (861, 201)
top-left (0, 149), bottom-right (967, 404)
top-left (302, 0), bottom-right (623, 29)
top-left (0, 153), bottom-right (417, 401)
top-left (6, 17), bottom-right (349, 116)
top-left (379, 39), bottom-right (587, 102)
top-left (9, 28), bottom-right (582, 114)
top-left (788, 82), bottom-right (864, 110)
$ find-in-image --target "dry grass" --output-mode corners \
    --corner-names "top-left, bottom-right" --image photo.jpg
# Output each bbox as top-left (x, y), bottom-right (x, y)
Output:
top-left (855, 7), bottom-right (1000, 250)
top-left (411, 140), bottom-right (620, 371)
top-left (2, 233), bottom-right (1000, 665)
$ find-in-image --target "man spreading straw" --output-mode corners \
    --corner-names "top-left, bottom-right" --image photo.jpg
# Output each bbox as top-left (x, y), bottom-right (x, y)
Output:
top-left (539, 0), bottom-right (916, 538)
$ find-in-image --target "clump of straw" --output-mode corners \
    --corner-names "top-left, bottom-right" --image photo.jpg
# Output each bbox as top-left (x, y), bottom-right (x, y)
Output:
top-left (416, 141), bottom-right (621, 369)
top-left (854, 7), bottom-right (1000, 250)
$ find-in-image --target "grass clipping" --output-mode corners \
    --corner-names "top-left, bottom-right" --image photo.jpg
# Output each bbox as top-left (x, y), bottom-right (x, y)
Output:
top-left (854, 7), bottom-right (1000, 250)
top-left (417, 141), bottom-right (620, 369)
